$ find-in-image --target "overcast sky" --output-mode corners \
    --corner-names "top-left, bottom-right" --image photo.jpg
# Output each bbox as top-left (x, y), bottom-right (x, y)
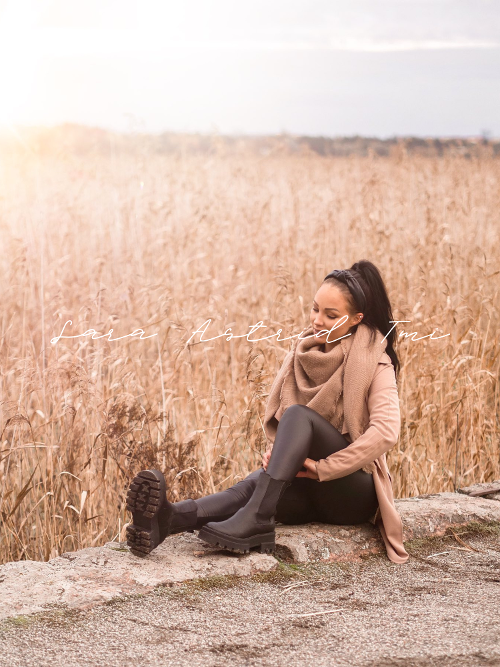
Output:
top-left (0, 0), bottom-right (498, 137)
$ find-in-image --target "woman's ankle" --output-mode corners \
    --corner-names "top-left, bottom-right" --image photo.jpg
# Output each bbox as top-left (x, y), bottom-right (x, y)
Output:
top-left (158, 499), bottom-right (198, 539)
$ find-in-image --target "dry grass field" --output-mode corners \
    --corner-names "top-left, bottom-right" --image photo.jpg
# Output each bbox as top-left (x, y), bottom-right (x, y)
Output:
top-left (0, 132), bottom-right (498, 564)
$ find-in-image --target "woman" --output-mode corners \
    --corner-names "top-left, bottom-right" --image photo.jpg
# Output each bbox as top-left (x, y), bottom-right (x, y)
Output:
top-left (125, 260), bottom-right (409, 564)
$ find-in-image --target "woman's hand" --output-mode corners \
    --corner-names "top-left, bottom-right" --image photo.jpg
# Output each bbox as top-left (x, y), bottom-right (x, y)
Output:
top-left (262, 448), bottom-right (272, 470)
top-left (295, 458), bottom-right (320, 480)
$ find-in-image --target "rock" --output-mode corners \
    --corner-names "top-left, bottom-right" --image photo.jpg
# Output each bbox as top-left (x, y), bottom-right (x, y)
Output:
top-left (457, 480), bottom-right (500, 501)
top-left (1, 491), bottom-right (499, 620)
top-left (396, 491), bottom-right (500, 538)
top-left (274, 492), bottom-right (500, 563)
top-left (275, 523), bottom-right (382, 563)
top-left (0, 531), bottom-right (277, 621)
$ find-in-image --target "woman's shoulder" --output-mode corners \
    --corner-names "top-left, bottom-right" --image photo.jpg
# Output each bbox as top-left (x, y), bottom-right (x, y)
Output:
top-left (378, 351), bottom-right (393, 366)
top-left (369, 352), bottom-right (398, 392)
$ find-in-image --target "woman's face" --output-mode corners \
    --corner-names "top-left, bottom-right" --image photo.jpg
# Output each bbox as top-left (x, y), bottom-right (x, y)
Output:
top-left (310, 283), bottom-right (363, 351)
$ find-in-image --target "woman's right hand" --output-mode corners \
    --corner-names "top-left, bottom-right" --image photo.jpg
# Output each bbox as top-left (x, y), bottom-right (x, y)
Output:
top-left (262, 448), bottom-right (272, 470)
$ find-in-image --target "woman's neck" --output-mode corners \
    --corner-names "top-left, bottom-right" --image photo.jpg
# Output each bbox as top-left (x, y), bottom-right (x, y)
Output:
top-left (321, 339), bottom-right (341, 353)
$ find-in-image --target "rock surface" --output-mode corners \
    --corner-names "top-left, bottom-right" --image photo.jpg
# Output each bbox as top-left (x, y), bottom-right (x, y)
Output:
top-left (275, 490), bottom-right (500, 563)
top-left (458, 478), bottom-right (500, 501)
top-left (0, 532), bottom-right (277, 621)
top-left (1, 488), bottom-right (499, 621)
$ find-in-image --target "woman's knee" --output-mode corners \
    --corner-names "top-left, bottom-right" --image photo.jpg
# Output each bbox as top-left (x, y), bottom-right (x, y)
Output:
top-left (282, 404), bottom-right (314, 421)
top-left (281, 404), bottom-right (335, 439)
top-left (278, 404), bottom-right (316, 436)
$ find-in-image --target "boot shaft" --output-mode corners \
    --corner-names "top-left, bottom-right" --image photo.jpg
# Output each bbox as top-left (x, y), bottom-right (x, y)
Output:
top-left (246, 471), bottom-right (290, 522)
top-left (159, 498), bottom-right (198, 536)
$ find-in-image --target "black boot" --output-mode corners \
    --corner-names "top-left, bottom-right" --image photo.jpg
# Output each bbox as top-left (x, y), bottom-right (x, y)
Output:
top-left (197, 471), bottom-right (290, 554)
top-left (125, 469), bottom-right (198, 558)
top-left (126, 468), bottom-right (264, 557)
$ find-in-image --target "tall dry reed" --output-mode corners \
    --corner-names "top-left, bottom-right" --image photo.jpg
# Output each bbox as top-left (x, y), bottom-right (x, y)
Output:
top-left (0, 136), bottom-right (498, 564)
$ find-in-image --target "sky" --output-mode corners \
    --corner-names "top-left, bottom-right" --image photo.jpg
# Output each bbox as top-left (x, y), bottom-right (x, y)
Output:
top-left (0, 0), bottom-right (498, 138)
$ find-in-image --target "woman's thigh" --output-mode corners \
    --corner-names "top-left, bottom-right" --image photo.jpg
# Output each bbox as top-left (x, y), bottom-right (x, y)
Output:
top-left (275, 478), bottom-right (316, 525)
top-left (311, 469), bottom-right (378, 525)
top-left (292, 404), bottom-right (352, 461)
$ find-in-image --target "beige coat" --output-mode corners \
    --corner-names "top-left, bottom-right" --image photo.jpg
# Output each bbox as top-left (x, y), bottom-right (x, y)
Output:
top-left (313, 350), bottom-right (409, 563)
top-left (266, 349), bottom-right (409, 564)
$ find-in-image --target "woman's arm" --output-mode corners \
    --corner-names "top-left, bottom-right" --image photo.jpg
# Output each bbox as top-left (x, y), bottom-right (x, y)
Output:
top-left (314, 361), bottom-right (401, 482)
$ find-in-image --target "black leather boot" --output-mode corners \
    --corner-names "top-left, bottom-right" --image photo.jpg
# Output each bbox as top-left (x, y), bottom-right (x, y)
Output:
top-left (125, 469), bottom-right (198, 558)
top-left (126, 468), bottom-right (264, 557)
top-left (197, 471), bottom-right (290, 554)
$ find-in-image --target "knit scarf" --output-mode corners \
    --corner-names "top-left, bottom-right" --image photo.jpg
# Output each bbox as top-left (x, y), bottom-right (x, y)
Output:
top-left (262, 322), bottom-right (388, 475)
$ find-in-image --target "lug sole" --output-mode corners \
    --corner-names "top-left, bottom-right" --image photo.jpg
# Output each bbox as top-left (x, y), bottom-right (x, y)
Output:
top-left (197, 525), bottom-right (276, 554)
top-left (125, 469), bottom-right (166, 558)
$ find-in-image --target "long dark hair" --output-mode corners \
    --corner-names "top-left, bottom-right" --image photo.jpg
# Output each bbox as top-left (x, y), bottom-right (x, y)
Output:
top-left (323, 259), bottom-right (401, 379)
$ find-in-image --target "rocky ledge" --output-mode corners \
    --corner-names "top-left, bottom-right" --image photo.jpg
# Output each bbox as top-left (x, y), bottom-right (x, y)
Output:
top-left (1, 484), bottom-right (499, 621)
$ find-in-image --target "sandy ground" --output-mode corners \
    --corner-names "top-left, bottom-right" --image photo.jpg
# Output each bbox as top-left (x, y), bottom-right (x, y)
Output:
top-left (1, 528), bottom-right (499, 667)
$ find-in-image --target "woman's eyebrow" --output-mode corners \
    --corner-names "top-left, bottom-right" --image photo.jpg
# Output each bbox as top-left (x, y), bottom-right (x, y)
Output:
top-left (313, 300), bottom-right (340, 313)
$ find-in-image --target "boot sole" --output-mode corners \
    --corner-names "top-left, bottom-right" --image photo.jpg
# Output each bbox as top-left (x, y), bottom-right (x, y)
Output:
top-left (197, 525), bottom-right (275, 554)
top-left (125, 469), bottom-right (167, 558)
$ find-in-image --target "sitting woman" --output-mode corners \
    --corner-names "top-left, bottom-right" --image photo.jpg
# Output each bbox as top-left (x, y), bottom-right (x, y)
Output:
top-left (125, 259), bottom-right (409, 564)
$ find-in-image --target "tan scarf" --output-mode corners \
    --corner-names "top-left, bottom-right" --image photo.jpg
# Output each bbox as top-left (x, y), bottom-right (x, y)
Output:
top-left (263, 322), bottom-right (388, 474)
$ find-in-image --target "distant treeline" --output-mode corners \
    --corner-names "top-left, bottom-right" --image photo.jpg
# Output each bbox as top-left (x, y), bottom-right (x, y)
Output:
top-left (0, 123), bottom-right (498, 158)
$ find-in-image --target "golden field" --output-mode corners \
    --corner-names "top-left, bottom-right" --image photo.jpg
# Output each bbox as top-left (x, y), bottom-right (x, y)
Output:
top-left (0, 133), bottom-right (498, 564)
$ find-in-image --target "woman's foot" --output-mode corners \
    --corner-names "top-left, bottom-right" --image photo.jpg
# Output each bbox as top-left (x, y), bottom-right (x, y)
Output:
top-left (197, 472), bottom-right (289, 554)
top-left (125, 469), bottom-right (199, 557)
top-left (125, 469), bottom-right (166, 557)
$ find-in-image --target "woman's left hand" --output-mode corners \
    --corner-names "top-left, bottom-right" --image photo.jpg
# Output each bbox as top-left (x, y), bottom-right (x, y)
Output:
top-left (295, 458), bottom-right (319, 480)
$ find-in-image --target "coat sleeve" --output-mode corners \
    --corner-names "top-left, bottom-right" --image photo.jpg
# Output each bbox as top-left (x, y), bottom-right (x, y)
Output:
top-left (315, 361), bottom-right (401, 482)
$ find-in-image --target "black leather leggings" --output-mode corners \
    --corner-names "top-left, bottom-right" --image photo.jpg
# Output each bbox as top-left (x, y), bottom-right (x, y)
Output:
top-left (193, 404), bottom-right (379, 527)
